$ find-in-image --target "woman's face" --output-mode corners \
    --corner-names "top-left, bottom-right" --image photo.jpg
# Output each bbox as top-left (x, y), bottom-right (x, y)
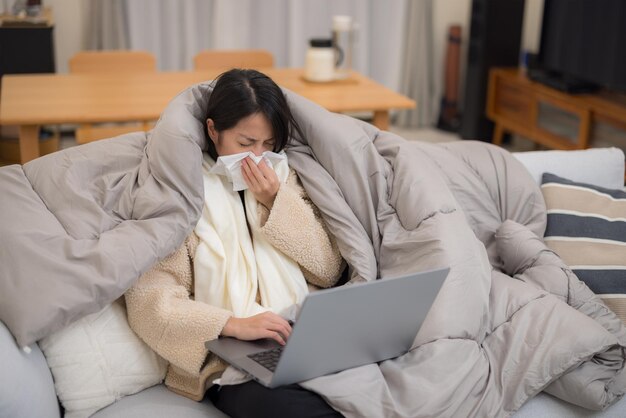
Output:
top-left (207, 112), bottom-right (275, 157)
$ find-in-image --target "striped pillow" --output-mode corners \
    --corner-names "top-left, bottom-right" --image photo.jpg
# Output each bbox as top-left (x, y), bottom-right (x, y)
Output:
top-left (541, 173), bottom-right (626, 322)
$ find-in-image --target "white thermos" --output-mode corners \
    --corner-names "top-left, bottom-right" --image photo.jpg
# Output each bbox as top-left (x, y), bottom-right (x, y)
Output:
top-left (304, 38), bottom-right (335, 82)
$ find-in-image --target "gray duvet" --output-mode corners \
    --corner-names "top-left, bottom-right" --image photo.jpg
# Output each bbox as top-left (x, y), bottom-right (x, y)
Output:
top-left (0, 82), bottom-right (624, 417)
top-left (283, 91), bottom-right (626, 416)
top-left (0, 86), bottom-right (208, 347)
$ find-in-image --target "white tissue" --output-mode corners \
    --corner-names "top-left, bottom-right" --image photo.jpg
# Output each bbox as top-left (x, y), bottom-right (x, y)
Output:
top-left (209, 151), bottom-right (287, 191)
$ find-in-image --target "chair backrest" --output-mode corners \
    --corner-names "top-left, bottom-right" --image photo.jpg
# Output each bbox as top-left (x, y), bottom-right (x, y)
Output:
top-left (69, 50), bottom-right (157, 74)
top-left (68, 51), bottom-right (157, 144)
top-left (74, 122), bottom-right (153, 145)
top-left (193, 49), bottom-right (274, 71)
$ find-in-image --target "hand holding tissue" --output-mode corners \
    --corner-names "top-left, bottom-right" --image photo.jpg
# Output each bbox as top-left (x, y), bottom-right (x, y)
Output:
top-left (209, 151), bottom-right (288, 191)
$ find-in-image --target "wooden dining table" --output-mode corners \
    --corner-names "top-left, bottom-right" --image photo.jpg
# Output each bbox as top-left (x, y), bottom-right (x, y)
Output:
top-left (0, 68), bottom-right (415, 163)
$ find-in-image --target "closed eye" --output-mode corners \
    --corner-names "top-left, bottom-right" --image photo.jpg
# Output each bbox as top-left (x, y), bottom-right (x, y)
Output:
top-left (238, 134), bottom-right (275, 150)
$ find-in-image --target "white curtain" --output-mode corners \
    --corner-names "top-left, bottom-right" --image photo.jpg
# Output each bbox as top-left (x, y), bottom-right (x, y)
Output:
top-left (87, 0), bottom-right (437, 126)
top-left (119, 0), bottom-right (408, 92)
top-left (124, 0), bottom-right (212, 70)
top-left (87, 0), bottom-right (129, 50)
top-left (396, 0), bottom-right (436, 128)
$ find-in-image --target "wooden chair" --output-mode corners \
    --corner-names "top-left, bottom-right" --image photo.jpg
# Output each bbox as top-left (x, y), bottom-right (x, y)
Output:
top-left (193, 49), bottom-right (274, 71)
top-left (69, 50), bottom-right (157, 74)
top-left (68, 50), bottom-right (157, 144)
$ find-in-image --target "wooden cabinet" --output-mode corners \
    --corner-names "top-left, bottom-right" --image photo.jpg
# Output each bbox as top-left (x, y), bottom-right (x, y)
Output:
top-left (486, 68), bottom-right (626, 151)
top-left (0, 10), bottom-right (55, 78)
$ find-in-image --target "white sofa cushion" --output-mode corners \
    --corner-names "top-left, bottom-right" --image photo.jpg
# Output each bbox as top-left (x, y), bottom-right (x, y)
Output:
top-left (92, 385), bottom-right (228, 418)
top-left (38, 299), bottom-right (167, 418)
top-left (514, 147), bottom-right (625, 189)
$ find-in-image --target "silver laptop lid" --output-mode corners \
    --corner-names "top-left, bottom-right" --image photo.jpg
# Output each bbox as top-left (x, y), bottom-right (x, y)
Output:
top-left (269, 267), bottom-right (449, 387)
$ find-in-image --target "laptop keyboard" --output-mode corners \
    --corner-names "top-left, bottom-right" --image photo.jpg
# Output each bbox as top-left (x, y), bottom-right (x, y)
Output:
top-left (247, 347), bottom-right (284, 372)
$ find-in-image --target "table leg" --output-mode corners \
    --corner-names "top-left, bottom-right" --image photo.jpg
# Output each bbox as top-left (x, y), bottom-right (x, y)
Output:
top-left (18, 125), bottom-right (40, 164)
top-left (492, 123), bottom-right (504, 145)
top-left (577, 110), bottom-right (592, 149)
top-left (372, 111), bottom-right (390, 130)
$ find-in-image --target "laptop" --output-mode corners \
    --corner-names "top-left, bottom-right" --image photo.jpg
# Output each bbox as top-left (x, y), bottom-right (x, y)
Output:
top-left (205, 267), bottom-right (449, 388)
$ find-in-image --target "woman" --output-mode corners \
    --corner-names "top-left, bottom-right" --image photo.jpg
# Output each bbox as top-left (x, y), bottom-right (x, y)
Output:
top-left (125, 69), bottom-right (344, 417)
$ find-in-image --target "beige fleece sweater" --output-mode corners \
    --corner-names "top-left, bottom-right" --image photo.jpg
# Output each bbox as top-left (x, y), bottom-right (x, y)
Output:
top-left (125, 169), bottom-right (344, 401)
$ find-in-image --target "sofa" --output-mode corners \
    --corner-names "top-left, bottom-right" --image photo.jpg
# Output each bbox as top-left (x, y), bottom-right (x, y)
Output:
top-left (1, 145), bottom-right (625, 418)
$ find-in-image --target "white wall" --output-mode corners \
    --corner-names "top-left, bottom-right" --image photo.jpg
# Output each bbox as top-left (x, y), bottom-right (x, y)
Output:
top-left (43, 0), bottom-right (89, 73)
top-left (522, 0), bottom-right (545, 53)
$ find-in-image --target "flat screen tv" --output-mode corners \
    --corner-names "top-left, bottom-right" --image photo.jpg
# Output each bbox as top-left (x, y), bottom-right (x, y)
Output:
top-left (533, 0), bottom-right (626, 94)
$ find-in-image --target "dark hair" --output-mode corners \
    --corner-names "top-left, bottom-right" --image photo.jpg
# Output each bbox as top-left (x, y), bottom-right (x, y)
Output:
top-left (205, 68), bottom-right (303, 160)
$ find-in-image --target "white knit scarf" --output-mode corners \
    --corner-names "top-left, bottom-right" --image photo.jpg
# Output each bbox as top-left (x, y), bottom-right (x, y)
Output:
top-left (193, 153), bottom-right (309, 317)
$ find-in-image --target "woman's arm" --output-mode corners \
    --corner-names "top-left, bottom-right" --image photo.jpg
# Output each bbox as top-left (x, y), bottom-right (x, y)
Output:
top-left (125, 235), bottom-right (233, 376)
top-left (257, 169), bottom-right (345, 288)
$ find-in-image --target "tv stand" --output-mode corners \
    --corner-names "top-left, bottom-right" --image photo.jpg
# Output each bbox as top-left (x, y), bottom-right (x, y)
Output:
top-left (486, 67), bottom-right (626, 150)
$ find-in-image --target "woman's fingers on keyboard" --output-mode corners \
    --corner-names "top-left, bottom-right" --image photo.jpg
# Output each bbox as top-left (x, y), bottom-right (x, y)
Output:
top-left (267, 314), bottom-right (292, 343)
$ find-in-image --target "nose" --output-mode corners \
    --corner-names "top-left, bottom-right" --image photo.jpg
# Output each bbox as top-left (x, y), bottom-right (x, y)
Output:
top-left (252, 143), bottom-right (265, 157)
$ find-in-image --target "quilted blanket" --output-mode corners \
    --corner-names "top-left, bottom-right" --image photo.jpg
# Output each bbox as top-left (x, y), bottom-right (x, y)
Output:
top-left (0, 85), bottom-right (211, 348)
top-left (281, 91), bottom-right (626, 416)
